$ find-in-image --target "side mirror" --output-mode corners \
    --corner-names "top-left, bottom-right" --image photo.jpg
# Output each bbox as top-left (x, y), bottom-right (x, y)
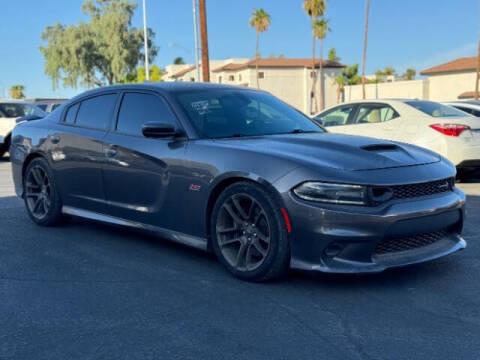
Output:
top-left (142, 122), bottom-right (180, 138)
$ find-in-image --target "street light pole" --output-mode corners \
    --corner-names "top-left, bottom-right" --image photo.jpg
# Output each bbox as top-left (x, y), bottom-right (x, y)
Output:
top-left (142, 0), bottom-right (150, 81)
top-left (192, 0), bottom-right (201, 81)
top-left (198, 0), bottom-right (210, 82)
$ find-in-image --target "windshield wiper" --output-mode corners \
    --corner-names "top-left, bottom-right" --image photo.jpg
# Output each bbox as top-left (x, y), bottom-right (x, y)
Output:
top-left (289, 129), bottom-right (322, 134)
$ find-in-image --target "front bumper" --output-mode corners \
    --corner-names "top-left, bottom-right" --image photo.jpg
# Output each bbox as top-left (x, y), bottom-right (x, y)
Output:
top-left (285, 188), bottom-right (466, 273)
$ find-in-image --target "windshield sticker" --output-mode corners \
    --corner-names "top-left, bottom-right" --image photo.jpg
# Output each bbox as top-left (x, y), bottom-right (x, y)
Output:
top-left (191, 100), bottom-right (211, 115)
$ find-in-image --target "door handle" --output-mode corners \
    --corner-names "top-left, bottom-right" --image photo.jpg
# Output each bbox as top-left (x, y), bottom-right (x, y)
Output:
top-left (51, 135), bottom-right (60, 144)
top-left (104, 146), bottom-right (117, 157)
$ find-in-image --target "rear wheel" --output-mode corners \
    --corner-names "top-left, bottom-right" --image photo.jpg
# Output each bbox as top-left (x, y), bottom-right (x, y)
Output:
top-left (24, 157), bottom-right (64, 226)
top-left (211, 182), bottom-right (290, 281)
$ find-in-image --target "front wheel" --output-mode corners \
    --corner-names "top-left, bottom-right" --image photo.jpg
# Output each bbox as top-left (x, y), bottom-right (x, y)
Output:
top-left (24, 157), bottom-right (64, 226)
top-left (211, 182), bottom-right (290, 281)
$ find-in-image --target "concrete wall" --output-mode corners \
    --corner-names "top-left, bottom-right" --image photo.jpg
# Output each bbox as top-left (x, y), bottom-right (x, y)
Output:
top-left (344, 79), bottom-right (429, 102)
top-left (427, 71), bottom-right (476, 101)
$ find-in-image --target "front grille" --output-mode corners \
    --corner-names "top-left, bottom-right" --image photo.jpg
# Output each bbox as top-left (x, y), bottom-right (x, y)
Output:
top-left (374, 230), bottom-right (448, 255)
top-left (371, 178), bottom-right (454, 204)
top-left (391, 178), bottom-right (453, 200)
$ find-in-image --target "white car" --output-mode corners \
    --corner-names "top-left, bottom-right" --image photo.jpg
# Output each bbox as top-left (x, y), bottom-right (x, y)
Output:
top-left (313, 99), bottom-right (480, 177)
top-left (0, 100), bottom-right (46, 158)
top-left (444, 100), bottom-right (480, 117)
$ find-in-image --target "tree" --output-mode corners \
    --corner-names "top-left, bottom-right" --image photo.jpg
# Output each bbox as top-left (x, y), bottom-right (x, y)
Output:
top-left (342, 64), bottom-right (362, 85)
top-left (361, 0), bottom-right (370, 99)
top-left (40, 0), bottom-right (157, 89)
top-left (10, 85), bottom-right (25, 99)
top-left (402, 68), bottom-right (416, 80)
top-left (328, 48), bottom-right (340, 62)
top-left (313, 18), bottom-right (330, 111)
top-left (174, 57), bottom-right (185, 65)
top-left (303, 0), bottom-right (326, 113)
top-left (125, 64), bottom-right (163, 83)
top-left (249, 8), bottom-right (271, 89)
top-left (375, 66), bottom-right (397, 81)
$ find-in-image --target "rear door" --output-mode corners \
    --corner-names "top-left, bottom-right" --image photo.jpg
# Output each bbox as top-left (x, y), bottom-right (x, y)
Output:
top-left (330, 103), bottom-right (403, 141)
top-left (52, 93), bottom-right (118, 213)
top-left (101, 91), bottom-right (189, 230)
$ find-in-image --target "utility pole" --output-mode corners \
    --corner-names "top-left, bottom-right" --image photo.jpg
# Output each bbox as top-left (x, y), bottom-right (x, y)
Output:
top-left (142, 0), bottom-right (150, 81)
top-left (361, 0), bottom-right (370, 100)
top-left (192, 0), bottom-right (201, 81)
top-left (198, 0), bottom-right (210, 82)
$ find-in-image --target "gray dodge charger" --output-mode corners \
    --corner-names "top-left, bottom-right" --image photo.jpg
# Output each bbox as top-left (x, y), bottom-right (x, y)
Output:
top-left (10, 83), bottom-right (466, 281)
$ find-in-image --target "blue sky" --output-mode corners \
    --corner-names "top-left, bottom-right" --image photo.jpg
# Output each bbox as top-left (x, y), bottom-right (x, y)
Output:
top-left (0, 0), bottom-right (478, 98)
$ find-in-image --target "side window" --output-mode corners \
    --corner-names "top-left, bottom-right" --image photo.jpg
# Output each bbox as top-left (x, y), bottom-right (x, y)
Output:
top-left (353, 104), bottom-right (399, 124)
top-left (76, 94), bottom-right (117, 130)
top-left (454, 106), bottom-right (480, 116)
top-left (116, 93), bottom-right (176, 136)
top-left (316, 106), bottom-right (353, 127)
top-left (64, 103), bottom-right (80, 124)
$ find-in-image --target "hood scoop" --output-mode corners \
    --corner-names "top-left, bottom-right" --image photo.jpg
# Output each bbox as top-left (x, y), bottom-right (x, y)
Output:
top-left (361, 144), bottom-right (399, 152)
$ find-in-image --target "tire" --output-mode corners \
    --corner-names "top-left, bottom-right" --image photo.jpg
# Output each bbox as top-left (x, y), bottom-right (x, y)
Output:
top-left (211, 181), bottom-right (290, 281)
top-left (23, 157), bottom-right (64, 226)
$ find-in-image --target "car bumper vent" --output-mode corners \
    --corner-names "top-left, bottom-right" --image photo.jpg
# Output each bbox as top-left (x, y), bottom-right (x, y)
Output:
top-left (374, 229), bottom-right (448, 255)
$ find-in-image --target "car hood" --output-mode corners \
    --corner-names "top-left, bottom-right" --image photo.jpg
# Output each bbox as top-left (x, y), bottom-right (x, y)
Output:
top-left (214, 133), bottom-right (441, 171)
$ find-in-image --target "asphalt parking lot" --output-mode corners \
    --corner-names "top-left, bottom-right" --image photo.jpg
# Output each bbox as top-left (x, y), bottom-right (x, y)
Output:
top-left (1, 158), bottom-right (479, 360)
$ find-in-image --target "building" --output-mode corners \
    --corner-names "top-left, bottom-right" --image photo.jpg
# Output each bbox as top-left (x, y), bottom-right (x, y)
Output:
top-left (420, 57), bottom-right (478, 101)
top-left (343, 57), bottom-right (480, 104)
top-left (163, 58), bottom-right (345, 113)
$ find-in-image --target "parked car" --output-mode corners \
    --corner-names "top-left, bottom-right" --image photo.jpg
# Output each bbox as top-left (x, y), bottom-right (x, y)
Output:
top-left (11, 84), bottom-right (466, 281)
top-left (444, 100), bottom-right (480, 117)
top-left (0, 100), bottom-right (46, 158)
top-left (313, 99), bottom-right (480, 178)
top-left (28, 98), bottom-right (67, 113)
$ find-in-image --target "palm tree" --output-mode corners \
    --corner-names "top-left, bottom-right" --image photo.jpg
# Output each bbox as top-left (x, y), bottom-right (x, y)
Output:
top-left (303, 0), bottom-right (326, 113)
top-left (9, 85), bottom-right (25, 99)
top-left (361, 0), bottom-right (370, 99)
top-left (313, 18), bottom-right (330, 111)
top-left (249, 9), bottom-right (271, 88)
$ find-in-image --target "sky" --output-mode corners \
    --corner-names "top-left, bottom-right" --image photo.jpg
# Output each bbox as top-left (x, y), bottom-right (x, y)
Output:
top-left (0, 0), bottom-right (478, 99)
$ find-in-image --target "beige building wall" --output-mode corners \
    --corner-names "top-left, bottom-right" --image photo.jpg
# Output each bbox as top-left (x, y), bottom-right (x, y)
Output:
top-left (344, 80), bottom-right (428, 103)
top-left (427, 71), bottom-right (476, 101)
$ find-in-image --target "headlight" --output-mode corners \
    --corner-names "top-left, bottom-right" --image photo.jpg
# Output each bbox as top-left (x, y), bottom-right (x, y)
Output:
top-left (293, 182), bottom-right (368, 205)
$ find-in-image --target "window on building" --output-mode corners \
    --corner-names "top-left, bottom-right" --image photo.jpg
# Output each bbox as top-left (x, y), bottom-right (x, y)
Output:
top-left (218, 76), bottom-right (223, 84)
top-left (75, 94), bottom-right (117, 130)
top-left (116, 93), bottom-right (176, 136)
top-left (258, 72), bottom-right (265, 79)
top-left (190, 78), bottom-right (195, 82)
top-left (228, 75), bottom-right (235, 81)
top-left (239, 74), bottom-right (242, 82)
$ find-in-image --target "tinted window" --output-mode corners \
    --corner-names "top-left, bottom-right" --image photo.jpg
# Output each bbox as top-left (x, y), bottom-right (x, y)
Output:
top-left (37, 104), bottom-right (48, 111)
top-left (175, 90), bottom-right (323, 138)
top-left (116, 93), bottom-right (176, 136)
top-left (76, 94), bottom-right (117, 130)
top-left (353, 104), bottom-right (399, 124)
top-left (0, 103), bottom-right (46, 118)
top-left (315, 106), bottom-right (353, 126)
top-left (453, 106), bottom-right (480, 117)
top-left (406, 100), bottom-right (469, 118)
top-left (64, 103), bottom-right (80, 124)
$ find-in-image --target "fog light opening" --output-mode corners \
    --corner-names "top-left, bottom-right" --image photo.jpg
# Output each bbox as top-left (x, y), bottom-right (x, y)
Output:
top-left (324, 244), bottom-right (343, 258)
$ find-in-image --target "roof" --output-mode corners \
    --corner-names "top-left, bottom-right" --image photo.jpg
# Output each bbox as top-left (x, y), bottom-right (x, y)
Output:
top-left (212, 58), bottom-right (345, 72)
top-left (421, 57), bottom-right (478, 75)
top-left (171, 66), bottom-right (196, 78)
top-left (457, 91), bottom-right (477, 99)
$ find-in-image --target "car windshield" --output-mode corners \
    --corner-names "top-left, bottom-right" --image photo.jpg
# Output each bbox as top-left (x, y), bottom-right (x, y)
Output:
top-left (0, 103), bottom-right (46, 118)
top-left (406, 100), bottom-right (470, 117)
top-left (174, 90), bottom-right (324, 138)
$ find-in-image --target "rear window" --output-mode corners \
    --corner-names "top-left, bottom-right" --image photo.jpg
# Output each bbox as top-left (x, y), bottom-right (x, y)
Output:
top-left (75, 94), bottom-right (117, 130)
top-left (406, 101), bottom-right (470, 118)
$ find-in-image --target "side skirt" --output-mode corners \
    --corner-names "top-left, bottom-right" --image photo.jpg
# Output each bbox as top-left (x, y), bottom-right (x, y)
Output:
top-left (62, 206), bottom-right (208, 251)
